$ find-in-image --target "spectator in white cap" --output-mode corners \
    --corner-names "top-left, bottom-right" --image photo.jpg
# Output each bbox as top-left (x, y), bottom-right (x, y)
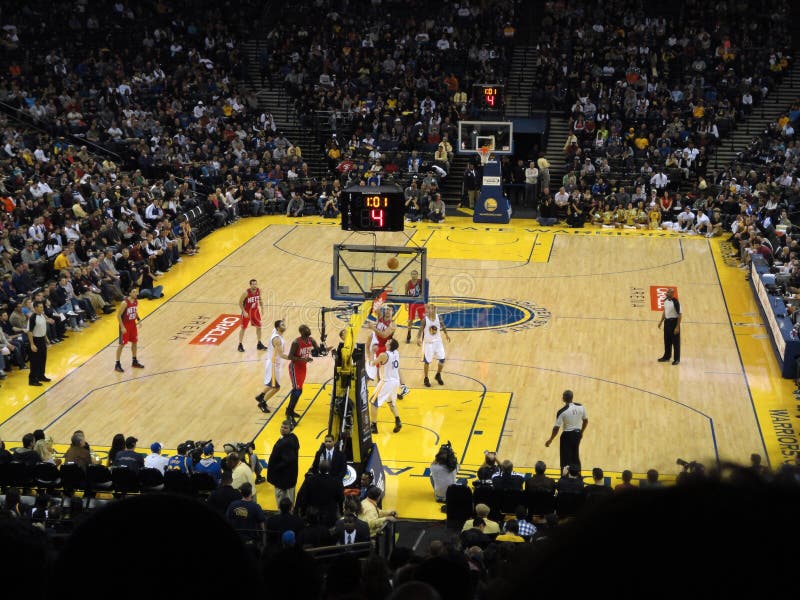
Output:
top-left (144, 442), bottom-right (170, 473)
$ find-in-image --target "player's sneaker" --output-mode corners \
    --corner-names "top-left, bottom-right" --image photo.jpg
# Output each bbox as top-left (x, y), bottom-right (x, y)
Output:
top-left (424, 377), bottom-right (431, 387)
top-left (397, 385), bottom-right (410, 400)
top-left (393, 418), bottom-right (402, 433)
top-left (370, 423), bottom-right (378, 434)
top-left (435, 373), bottom-right (444, 385)
top-left (114, 363), bottom-right (124, 373)
top-left (132, 360), bottom-right (145, 369)
top-left (256, 342), bottom-right (267, 350)
top-left (237, 343), bottom-right (245, 352)
top-left (257, 400), bottom-right (271, 413)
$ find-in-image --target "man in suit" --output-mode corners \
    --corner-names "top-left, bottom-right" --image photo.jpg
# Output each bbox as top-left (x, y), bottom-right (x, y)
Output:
top-left (334, 514), bottom-right (370, 545)
top-left (310, 434), bottom-right (347, 481)
top-left (295, 460), bottom-right (344, 527)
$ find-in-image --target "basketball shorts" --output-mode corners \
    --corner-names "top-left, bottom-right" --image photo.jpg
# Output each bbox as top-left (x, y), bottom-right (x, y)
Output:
top-left (263, 360), bottom-right (281, 387)
top-left (423, 340), bottom-right (446, 363)
top-left (408, 303), bottom-right (426, 322)
top-left (120, 322), bottom-right (138, 345)
top-left (289, 363), bottom-right (306, 390)
top-left (241, 308), bottom-right (262, 329)
top-left (366, 361), bottom-right (377, 381)
top-left (372, 379), bottom-right (400, 407)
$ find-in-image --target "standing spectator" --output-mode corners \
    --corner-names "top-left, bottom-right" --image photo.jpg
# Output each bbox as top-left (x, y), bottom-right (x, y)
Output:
top-left (463, 164), bottom-right (480, 209)
top-left (657, 288), bottom-right (682, 365)
top-left (537, 156), bottom-right (551, 195)
top-left (267, 420), bottom-right (300, 505)
top-left (26, 301), bottom-right (52, 386)
top-left (226, 482), bottom-right (266, 553)
top-left (207, 471), bottom-right (242, 516)
top-left (295, 459), bottom-right (344, 527)
top-left (524, 161), bottom-right (539, 209)
top-left (545, 390), bottom-right (589, 471)
top-left (310, 434), bottom-right (347, 481)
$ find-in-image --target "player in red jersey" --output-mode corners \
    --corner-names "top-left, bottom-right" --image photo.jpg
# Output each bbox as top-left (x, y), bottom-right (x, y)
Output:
top-left (285, 324), bottom-right (322, 425)
top-left (237, 278), bottom-right (266, 352)
top-left (405, 270), bottom-right (425, 343)
top-left (115, 287), bottom-right (144, 372)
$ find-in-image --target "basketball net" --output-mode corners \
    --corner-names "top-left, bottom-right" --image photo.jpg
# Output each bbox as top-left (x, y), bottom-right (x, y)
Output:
top-left (478, 146), bottom-right (491, 166)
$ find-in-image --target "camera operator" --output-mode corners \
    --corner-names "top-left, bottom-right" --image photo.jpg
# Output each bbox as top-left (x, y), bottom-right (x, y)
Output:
top-left (224, 442), bottom-right (265, 484)
top-left (430, 442), bottom-right (458, 504)
top-left (566, 195), bottom-right (587, 228)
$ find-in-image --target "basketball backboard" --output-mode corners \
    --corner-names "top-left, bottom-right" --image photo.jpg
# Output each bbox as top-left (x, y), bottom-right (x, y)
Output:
top-left (457, 120), bottom-right (513, 155)
top-left (331, 244), bottom-right (428, 304)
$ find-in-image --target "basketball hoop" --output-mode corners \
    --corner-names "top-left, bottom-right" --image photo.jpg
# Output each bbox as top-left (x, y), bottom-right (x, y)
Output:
top-left (478, 145), bottom-right (491, 166)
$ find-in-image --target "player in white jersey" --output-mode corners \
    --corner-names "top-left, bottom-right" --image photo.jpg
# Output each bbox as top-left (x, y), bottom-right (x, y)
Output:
top-left (254, 319), bottom-right (290, 413)
top-left (417, 302), bottom-right (450, 387)
top-left (369, 338), bottom-right (403, 433)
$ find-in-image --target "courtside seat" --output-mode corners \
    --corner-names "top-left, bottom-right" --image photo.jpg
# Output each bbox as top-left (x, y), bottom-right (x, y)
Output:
top-left (163, 470), bottom-right (192, 495)
top-left (445, 484), bottom-right (473, 529)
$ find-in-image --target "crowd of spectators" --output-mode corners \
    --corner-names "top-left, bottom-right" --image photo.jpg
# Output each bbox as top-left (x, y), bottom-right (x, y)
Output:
top-left (2, 441), bottom-right (800, 599)
top-left (527, 0), bottom-right (793, 229)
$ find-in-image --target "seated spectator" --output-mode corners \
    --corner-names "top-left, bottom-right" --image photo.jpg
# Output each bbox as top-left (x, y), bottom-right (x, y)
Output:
top-left (112, 436), bottom-right (144, 472)
top-left (476, 450), bottom-right (501, 483)
top-left (62, 432), bottom-right (94, 471)
top-left (359, 486), bottom-right (397, 538)
top-left (460, 517), bottom-right (492, 549)
top-left (135, 266), bottom-right (164, 299)
top-left (194, 443), bottom-right (222, 486)
top-left (461, 503), bottom-right (500, 535)
top-left (614, 469), bottom-right (637, 493)
top-left (495, 520), bottom-right (525, 543)
top-left (491, 459), bottom-right (525, 490)
top-left (208, 470), bottom-right (243, 516)
top-left (556, 464), bottom-right (585, 494)
top-left (525, 460), bottom-right (556, 493)
top-left (143, 442), bottom-right (169, 473)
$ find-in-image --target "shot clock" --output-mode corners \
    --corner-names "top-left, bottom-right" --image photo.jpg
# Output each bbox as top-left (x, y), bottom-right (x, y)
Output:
top-left (341, 185), bottom-right (405, 231)
top-left (473, 83), bottom-right (504, 113)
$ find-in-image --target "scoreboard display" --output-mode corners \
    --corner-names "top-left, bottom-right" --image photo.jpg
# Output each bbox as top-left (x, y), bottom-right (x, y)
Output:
top-left (341, 186), bottom-right (405, 232)
top-left (473, 83), bottom-right (504, 112)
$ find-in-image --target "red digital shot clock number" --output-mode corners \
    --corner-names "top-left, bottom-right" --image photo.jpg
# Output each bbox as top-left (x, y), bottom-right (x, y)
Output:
top-left (341, 188), bottom-right (405, 231)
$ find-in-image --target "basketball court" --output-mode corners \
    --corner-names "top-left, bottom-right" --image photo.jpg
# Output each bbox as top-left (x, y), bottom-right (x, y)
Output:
top-left (0, 215), bottom-right (795, 520)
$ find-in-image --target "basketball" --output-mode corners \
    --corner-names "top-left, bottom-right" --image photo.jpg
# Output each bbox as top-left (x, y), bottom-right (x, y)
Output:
top-left (387, 257), bottom-right (399, 269)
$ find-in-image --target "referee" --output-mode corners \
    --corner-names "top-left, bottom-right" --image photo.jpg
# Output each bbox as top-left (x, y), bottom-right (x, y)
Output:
top-left (545, 390), bottom-right (588, 472)
top-left (27, 300), bottom-right (52, 387)
top-left (657, 287), bottom-right (681, 365)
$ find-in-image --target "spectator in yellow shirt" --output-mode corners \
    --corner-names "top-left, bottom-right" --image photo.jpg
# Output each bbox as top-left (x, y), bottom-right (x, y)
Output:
top-left (53, 249), bottom-right (71, 271)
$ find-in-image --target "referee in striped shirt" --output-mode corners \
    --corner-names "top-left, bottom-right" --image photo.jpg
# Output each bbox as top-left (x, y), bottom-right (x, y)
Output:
top-left (545, 390), bottom-right (588, 472)
top-left (657, 288), bottom-right (681, 365)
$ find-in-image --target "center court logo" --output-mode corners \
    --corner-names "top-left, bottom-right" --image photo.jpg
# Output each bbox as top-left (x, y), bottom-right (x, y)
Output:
top-left (351, 297), bottom-right (551, 332)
